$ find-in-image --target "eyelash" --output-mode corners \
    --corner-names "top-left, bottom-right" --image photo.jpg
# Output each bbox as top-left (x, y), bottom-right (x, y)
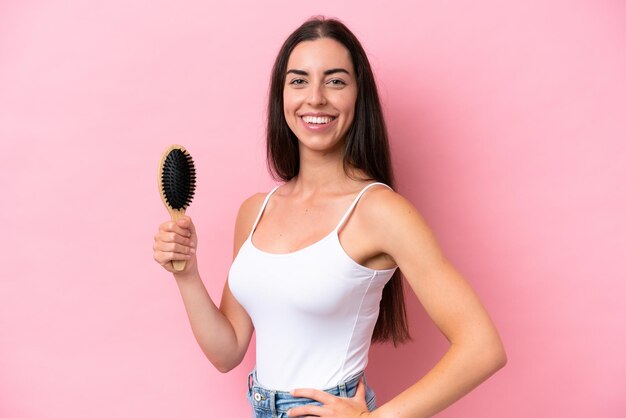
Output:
top-left (288, 78), bottom-right (346, 86)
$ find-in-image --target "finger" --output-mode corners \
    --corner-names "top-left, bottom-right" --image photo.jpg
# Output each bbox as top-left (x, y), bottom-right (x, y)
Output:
top-left (290, 388), bottom-right (336, 405)
top-left (154, 246), bottom-right (194, 262)
top-left (156, 230), bottom-right (196, 247)
top-left (175, 216), bottom-right (195, 237)
top-left (153, 252), bottom-right (191, 272)
top-left (160, 220), bottom-right (192, 238)
top-left (155, 240), bottom-right (196, 255)
top-left (186, 216), bottom-right (196, 235)
top-left (163, 253), bottom-right (193, 261)
top-left (287, 404), bottom-right (325, 417)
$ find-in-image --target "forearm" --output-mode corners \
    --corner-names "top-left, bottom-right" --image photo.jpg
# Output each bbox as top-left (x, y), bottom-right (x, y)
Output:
top-left (174, 271), bottom-right (241, 372)
top-left (372, 342), bottom-right (507, 418)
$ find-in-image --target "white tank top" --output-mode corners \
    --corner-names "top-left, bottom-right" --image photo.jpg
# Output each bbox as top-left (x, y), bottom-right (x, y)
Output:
top-left (228, 182), bottom-right (397, 391)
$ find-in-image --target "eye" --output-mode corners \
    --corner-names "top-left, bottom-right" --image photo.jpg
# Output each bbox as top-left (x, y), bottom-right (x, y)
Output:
top-left (327, 79), bottom-right (346, 87)
top-left (288, 78), bottom-right (306, 86)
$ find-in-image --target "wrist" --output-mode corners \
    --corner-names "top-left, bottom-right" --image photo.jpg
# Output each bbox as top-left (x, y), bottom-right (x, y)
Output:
top-left (173, 267), bottom-right (200, 282)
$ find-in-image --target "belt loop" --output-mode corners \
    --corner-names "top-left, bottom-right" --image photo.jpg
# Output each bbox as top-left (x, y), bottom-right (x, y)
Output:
top-left (270, 390), bottom-right (277, 416)
top-left (339, 381), bottom-right (347, 397)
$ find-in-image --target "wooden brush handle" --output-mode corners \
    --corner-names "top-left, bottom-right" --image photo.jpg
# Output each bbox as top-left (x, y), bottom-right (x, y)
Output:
top-left (170, 209), bottom-right (187, 272)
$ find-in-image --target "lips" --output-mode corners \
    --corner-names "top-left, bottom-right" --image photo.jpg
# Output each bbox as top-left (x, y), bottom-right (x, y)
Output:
top-left (301, 115), bottom-right (336, 125)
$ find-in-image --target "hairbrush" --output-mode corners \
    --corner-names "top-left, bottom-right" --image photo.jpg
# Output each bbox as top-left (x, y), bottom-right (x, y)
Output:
top-left (158, 144), bottom-right (196, 271)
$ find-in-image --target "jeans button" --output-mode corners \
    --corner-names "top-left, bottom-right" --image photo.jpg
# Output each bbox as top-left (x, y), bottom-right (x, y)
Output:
top-left (254, 392), bottom-right (262, 402)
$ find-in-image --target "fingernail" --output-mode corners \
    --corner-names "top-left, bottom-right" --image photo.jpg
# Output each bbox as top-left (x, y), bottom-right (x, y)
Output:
top-left (190, 248), bottom-right (196, 254)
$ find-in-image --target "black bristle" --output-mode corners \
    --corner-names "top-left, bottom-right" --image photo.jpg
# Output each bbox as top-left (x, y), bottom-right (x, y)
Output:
top-left (161, 148), bottom-right (196, 210)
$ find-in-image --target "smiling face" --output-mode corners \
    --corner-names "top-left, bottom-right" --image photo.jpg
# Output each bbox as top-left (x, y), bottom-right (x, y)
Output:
top-left (283, 37), bottom-right (357, 156)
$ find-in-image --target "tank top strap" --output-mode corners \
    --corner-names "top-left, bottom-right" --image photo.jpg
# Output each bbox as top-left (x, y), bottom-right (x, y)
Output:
top-left (333, 182), bottom-right (393, 233)
top-left (248, 184), bottom-right (281, 239)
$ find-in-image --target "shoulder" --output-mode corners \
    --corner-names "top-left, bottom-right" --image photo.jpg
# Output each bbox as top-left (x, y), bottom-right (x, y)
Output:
top-left (359, 185), bottom-right (440, 260)
top-left (235, 190), bottom-right (271, 232)
top-left (237, 191), bottom-right (267, 220)
top-left (359, 184), bottom-right (421, 225)
top-left (232, 189), bottom-right (274, 254)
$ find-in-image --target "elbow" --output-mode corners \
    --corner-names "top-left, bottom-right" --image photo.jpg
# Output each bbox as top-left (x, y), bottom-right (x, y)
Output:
top-left (485, 337), bottom-right (508, 374)
top-left (202, 340), bottom-right (247, 374)
top-left (212, 359), bottom-right (236, 374)
top-left (460, 333), bottom-right (507, 376)
top-left (492, 344), bottom-right (508, 371)
top-left (210, 354), bottom-right (243, 374)
top-left (497, 341), bottom-right (508, 368)
top-left (215, 364), bottom-right (234, 374)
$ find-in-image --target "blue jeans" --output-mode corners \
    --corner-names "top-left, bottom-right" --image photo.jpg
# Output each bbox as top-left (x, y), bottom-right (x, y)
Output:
top-left (246, 368), bottom-right (377, 418)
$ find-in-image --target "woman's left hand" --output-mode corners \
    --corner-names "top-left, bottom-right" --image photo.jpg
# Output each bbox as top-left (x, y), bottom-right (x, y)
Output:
top-left (287, 377), bottom-right (371, 417)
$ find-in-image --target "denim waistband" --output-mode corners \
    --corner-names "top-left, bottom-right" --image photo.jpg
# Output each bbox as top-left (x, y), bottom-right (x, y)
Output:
top-left (247, 368), bottom-right (369, 414)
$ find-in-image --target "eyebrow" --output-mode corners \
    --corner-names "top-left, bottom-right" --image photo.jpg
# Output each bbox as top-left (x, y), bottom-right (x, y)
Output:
top-left (286, 68), bottom-right (350, 76)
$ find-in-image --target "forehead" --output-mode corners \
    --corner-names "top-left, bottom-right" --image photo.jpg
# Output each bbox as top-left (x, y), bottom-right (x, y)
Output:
top-left (287, 38), bottom-right (354, 72)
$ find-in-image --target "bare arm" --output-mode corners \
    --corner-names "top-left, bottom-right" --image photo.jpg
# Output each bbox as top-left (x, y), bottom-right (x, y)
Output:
top-left (153, 193), bottom-right (265, 372)
top-left (283, 187), bottom-right (506, 418)
top-left (288, 187), bottom-right (506, 418)
top-left (366, 189), bottom-right (507, 418)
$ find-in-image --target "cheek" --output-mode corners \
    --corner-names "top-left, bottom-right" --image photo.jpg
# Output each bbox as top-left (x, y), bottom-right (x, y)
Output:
top-left (338, 89), bottom-right (357, 116)
top-left (282, 95), bottom-right (297, 131)
top-left (283, 92), bottom-right (299, 116)
top-left (282, 98), bottom-right (293, 123)
top-left (282, 93), bottom-right (290, 113)
top-left (341, 98), bottom-right (357, 125)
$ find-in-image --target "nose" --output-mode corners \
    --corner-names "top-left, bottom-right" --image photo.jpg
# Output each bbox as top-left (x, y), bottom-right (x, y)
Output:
top-left (306, 83), bottom-right (327, 106)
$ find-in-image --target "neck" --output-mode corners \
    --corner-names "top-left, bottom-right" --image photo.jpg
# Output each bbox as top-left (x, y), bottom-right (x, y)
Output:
top-left (290, 146), bottom-right (357, 195)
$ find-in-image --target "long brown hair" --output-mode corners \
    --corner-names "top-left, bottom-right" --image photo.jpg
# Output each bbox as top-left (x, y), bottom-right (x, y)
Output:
top-left (266, 17), bottom-right (410, 346)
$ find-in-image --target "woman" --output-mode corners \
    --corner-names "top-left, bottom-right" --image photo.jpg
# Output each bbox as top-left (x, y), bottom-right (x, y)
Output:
top-left (153, 17), bottom-right (506, 418)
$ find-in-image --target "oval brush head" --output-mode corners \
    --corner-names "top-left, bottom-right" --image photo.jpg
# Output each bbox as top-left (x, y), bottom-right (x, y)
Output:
top-left (158, 144), bottom-right (196, 271)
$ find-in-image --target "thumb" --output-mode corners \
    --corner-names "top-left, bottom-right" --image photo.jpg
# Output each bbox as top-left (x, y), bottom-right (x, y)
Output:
top-left (176, 217), bottom-right (195, 239)
top-left (187, 217), bottom-right (196, 235)
top-left (177, 216), bottom-right (194, 230)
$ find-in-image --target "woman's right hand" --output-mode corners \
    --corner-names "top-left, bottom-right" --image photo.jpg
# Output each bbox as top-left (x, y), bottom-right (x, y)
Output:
top-left (153, 215), bottom-right (197, 275)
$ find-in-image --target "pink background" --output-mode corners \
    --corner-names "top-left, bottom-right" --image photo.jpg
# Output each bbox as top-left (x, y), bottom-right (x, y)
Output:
top-left (1, 0), bottom-right (625, 417)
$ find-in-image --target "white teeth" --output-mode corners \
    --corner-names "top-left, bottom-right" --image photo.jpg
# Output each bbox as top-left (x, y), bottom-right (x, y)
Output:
top-left (302, 115), bottom-right (334, 124)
